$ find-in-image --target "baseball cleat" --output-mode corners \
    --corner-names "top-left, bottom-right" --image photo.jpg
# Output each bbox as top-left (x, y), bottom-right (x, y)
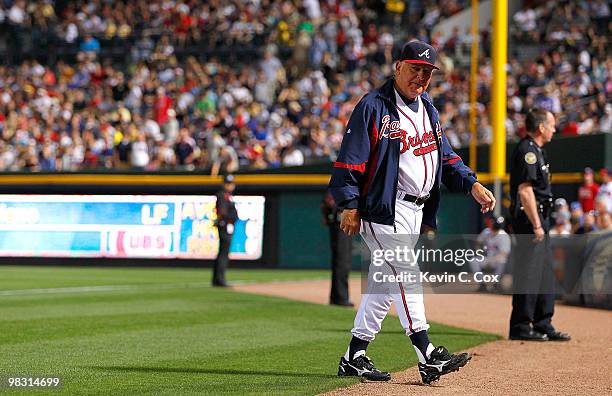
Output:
top-left (338, 355), bottom-right (391, 381)
top-left (418, 346), bottom-right (471, 384)
top-left (509, 329), bottom-right (548, 341)
top-left (542, 330), bottom-right (571, 341)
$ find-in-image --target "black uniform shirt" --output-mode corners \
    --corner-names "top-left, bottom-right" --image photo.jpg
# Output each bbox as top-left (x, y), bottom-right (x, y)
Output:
top-left (216, 191), bottom-right (238, 227)
top-left (510, 137), bottom-right (552, 218)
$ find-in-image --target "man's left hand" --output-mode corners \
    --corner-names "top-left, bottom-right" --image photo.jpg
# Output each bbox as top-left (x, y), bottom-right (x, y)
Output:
top-left (471, 182), bottom-right (496, 213)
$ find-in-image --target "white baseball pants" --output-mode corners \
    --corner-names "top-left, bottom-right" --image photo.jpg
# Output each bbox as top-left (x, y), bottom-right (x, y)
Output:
top-left (351, 199), bottom-right (429, 341)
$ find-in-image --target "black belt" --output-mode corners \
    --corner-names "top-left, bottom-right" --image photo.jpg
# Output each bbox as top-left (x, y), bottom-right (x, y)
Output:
top-left (402, 193), bottom-right (430, 205)
top-left (520, 199), bottom-right (553, 217)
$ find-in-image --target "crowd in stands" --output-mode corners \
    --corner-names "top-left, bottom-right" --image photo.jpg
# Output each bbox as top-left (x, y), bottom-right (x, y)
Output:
top-left (0, 0), bottom-right (609, 174)
top-left (549, 168), bottom-right (612, 236)
top-left (505, 0), bottom-right (611, 139)
top-left (0, 0), bottom-right (468, 61)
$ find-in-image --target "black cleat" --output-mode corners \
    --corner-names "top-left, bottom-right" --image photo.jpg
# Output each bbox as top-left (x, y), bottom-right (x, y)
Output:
top-left (543, 330), bottom-right (571, 342)
top-left (338, 355), bottom-right (391, 381)
top-left (509, 329), bottom-right (548, 341)
top-left (330, 300), bottom-right (355, 307)
top-left (418, 346), bottom-right (471, 384)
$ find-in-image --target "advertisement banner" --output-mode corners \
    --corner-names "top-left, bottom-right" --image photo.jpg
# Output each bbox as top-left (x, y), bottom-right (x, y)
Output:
top-left (0, 195), bottom-right (265, 260)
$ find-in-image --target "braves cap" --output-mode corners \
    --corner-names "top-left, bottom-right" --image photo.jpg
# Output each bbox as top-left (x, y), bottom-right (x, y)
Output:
top-left (399, 41), bottom-right (439, 69)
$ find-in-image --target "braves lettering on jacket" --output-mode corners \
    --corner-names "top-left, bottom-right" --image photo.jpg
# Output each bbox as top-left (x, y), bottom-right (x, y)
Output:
top-left (381, 114), bottom-right (438, 155)
top-left (328, 79), bottom-right (477, 229)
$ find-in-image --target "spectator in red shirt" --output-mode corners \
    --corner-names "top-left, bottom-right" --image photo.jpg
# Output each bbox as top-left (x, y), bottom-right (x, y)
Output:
top-left (578, 167), bottom-right (600, 212)
top-left (154, 87), bottom-right (173, 126)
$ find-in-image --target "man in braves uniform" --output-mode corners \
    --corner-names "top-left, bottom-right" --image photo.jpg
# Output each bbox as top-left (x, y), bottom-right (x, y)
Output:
top-left (329, 41), bottom-right (496, 384)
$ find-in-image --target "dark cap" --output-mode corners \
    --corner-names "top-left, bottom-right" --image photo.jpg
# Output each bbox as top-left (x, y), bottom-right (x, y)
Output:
top-left (492, 216), bottom-right (505, 230)
top-left (224, 174), bottom-right (235, 184)
top-left (399, 41), bottom-right (439, 69)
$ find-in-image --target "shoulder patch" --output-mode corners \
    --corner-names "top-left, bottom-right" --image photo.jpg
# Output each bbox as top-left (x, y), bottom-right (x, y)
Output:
top-left (524, 152), bottom-right (537, 165)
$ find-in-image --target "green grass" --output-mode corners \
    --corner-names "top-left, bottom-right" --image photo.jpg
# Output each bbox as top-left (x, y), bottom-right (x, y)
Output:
top-left (0, 266), bottom-right (499, 395)
top-left (0, 266), bottom-right (335, 291)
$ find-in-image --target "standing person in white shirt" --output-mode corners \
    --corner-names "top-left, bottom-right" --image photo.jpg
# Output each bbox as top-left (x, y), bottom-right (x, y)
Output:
top-left (470, 216), bottom-right (512, 291)
top-left (596, 168), bottom-right (612, 213)
top-left (130, 132), bottom-right (150, 169)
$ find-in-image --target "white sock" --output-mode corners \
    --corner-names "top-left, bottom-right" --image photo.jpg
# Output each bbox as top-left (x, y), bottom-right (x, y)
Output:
top-left (344, 347), bottom-right (366, 361)
top-left (414, 343), bottom-right (435, 364)
top-left (413, 345), bottom-right (426, 364)
top-left (426, 343), bottom-right (435, 359)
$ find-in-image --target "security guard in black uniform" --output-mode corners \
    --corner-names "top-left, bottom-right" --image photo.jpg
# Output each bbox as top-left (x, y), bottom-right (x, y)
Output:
top-left (213, 174), bottom-right (238, 287)
top-left (321, 193), bottom-right (353, 307)
top-left (508, 108), bottom-right (570, 341)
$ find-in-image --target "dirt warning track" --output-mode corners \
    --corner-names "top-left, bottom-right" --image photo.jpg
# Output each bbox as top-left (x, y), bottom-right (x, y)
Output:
top-left (235, 279), bottom-right (612, 395)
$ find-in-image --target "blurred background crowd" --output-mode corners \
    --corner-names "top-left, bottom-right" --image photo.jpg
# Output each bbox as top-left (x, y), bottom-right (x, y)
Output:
top-left (0, 0), bottom-right (609, 173)
top-left (547, 167), bottom-right (612, 235)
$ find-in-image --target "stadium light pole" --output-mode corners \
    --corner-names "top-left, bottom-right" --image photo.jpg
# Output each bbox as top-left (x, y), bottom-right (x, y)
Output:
top-left (490, 0), bottom-right (507, 217)
top-left (469, 0), bottom-right (479, 172)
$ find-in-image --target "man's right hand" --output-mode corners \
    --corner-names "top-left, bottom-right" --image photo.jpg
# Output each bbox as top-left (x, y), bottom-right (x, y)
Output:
top-left (340, 209), bottom-right (360, 236)
top-left (533, 226), bottom-right (545, 243)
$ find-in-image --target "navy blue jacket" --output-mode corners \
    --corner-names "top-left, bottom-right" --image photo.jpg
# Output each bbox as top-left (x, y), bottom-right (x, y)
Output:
top-left (328, 79), bottom-right (477, 229)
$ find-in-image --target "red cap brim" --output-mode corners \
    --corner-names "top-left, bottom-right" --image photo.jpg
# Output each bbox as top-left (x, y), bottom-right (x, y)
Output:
top-left (403, 60), bottom-right (440, 69)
